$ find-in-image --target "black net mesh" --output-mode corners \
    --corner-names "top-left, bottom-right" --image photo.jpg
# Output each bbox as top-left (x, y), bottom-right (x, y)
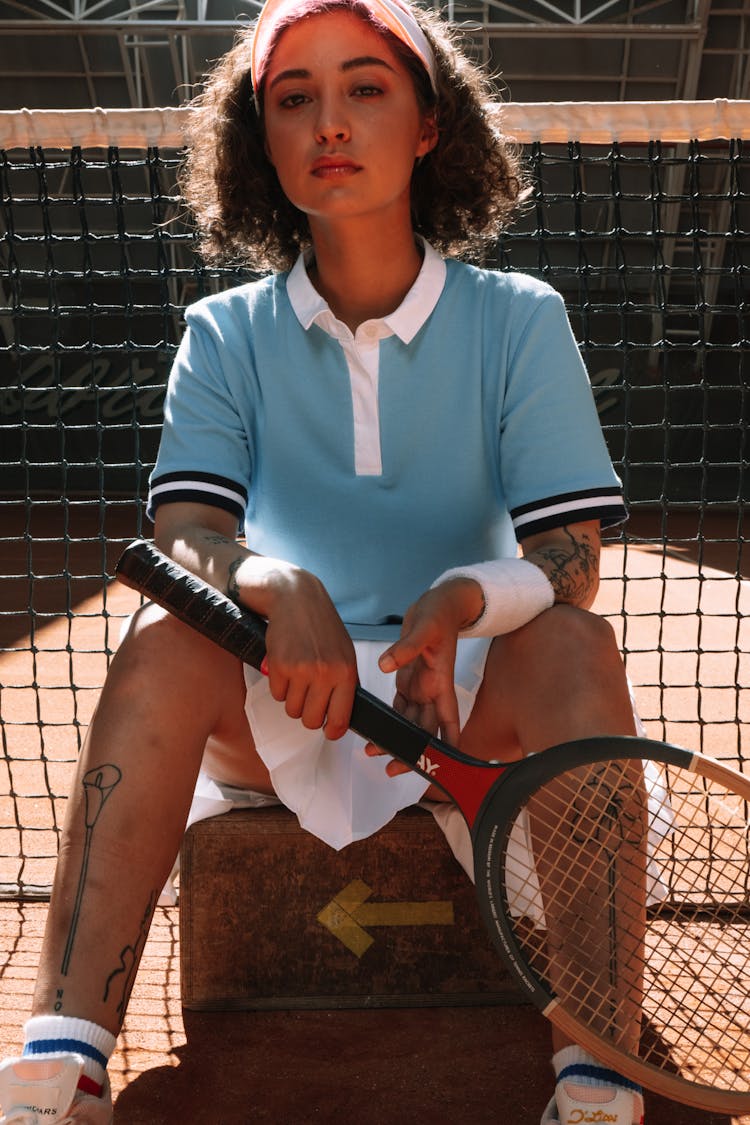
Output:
top-left (1, 135), bottom-right (747, 899)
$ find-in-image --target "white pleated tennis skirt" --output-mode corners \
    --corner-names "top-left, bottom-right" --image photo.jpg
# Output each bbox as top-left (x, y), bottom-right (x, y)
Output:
top-left (171, 636), bottom-right (671, 921)
top-left (241, 635), bottom-right (491, 850)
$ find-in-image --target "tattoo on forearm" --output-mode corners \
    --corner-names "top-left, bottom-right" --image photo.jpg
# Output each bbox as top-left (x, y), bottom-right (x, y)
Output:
top-left (226, 556), bottom-right (244, 604)
top-left (201, 532), bottom-right (234, 546)
top-left (535, 529), bottom-right (599, 604)
top-left (103, 889), bottom-right (158, 1017)
top-left (61, 764), bottom-right (122, 976)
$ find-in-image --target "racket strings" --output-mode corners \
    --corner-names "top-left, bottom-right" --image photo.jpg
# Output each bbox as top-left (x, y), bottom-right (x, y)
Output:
top-left (499, 757), bottom-right (750, 1095)
top-left (643, 774), bottom-right (750, 1087)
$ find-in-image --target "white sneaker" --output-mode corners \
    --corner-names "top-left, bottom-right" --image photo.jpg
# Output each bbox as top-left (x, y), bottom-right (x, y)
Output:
top-left (0, 1055), bottom-right (113, 1125)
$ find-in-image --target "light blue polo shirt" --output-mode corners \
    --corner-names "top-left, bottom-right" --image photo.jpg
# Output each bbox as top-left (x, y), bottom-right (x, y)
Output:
top-left (149, 243), bottom-right (626, 640)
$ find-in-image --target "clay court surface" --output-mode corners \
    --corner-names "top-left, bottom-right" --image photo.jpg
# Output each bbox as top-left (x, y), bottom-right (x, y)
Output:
top-left (1, 508), bottom-right (748, 1123)
top-left (3, 911), bottom-right (747, 1125)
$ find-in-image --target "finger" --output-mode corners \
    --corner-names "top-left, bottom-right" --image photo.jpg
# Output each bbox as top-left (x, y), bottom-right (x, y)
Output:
top-left (439, 717), bottom-right (461, 748)
top-left (362, 738), bottom-right (412, 776)
top-left (394, 695), bottom-right (438, 735)
top-left (323, 680), bottom-right (355, 741)
top-left (392, 692), bottom-right (440, 744)
top-left (394, 696), bottom-right (419, 725)
top-left (266, 666), bottom-right (290, 705)
top-left (282, 677), bottom-right (309, 721)
top-left (414, 700), bottom-right (439, 736)
top-left (391, 690), bottom-right (411, 717)
top-left (379, 635), bottom-right (425, 675)
top-left (299, 682), bottom-right (334, 730)
top-left (435, 694), bottom-right (461, 748)
top-left (385, 759), bottom-right (414, 777)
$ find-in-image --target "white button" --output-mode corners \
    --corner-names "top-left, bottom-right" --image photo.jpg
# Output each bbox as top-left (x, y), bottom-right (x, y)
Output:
top-left (364, 324), bottom-right (378, 338)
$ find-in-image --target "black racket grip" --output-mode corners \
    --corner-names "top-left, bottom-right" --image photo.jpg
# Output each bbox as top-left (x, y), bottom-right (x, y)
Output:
top-left (115, 539), bottom-right (268, 672)
top-left (115, 539), bottom-right (436, 772)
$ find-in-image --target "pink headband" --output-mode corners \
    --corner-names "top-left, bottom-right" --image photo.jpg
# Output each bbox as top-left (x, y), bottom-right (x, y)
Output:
top-left (250, 0), bottom-right (438, 100)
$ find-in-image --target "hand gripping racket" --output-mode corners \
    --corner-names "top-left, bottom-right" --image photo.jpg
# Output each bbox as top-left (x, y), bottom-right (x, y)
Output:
top-left (116, 538), bottom-right (750, 1115)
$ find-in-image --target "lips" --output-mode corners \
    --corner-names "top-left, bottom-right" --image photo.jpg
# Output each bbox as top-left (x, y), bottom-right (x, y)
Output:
top-left (311, 155), bottom-right (361, 177)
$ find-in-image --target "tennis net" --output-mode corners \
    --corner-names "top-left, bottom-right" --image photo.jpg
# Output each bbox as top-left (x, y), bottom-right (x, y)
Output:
top-left (1, 101), bottom-right (748, 899)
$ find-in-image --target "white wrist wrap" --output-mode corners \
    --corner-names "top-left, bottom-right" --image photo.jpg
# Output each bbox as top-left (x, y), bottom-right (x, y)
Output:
top-left (432, 558), bottom-right (555, 638)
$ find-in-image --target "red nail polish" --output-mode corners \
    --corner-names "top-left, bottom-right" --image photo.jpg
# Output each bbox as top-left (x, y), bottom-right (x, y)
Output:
top-left (260, 656), bottom-right (269, 676)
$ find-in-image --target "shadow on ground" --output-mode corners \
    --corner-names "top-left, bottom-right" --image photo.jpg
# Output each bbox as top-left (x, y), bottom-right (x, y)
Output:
top-left (113, 1006), bottom-right (735, 1125)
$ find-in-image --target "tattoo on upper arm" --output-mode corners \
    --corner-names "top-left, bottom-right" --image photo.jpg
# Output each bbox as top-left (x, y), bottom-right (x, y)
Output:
top-left (226, 556), bottom-right (244, 604)
top-left (535, 529), bottom-right (599, 604)
top-left (61, 764), bottom-right (122, 976)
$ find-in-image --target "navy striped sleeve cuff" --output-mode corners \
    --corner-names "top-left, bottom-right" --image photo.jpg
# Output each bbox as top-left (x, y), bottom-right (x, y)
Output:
top-left (147, 471), bottom-right (248, 522)
top-left (511, 486), bottom-right (627, 539)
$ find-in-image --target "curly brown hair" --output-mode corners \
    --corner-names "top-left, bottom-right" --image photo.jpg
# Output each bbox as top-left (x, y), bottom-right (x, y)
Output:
top-left (179, 0), bottom-right (527, 271)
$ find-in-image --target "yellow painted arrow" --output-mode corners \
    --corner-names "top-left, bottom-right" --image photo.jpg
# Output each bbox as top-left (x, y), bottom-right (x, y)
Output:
top-left (317, 878), bottom-right (454, 957)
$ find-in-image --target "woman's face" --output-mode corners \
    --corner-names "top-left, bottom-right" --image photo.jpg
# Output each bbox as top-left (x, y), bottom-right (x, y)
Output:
top-left (262, 9), bottom-right (437, 234)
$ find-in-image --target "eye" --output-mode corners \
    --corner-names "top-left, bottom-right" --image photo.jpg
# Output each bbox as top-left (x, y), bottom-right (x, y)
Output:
top-left (352, 83), bottom-right (383, 98)
top-left (278, 91), bottom-right (310, 109)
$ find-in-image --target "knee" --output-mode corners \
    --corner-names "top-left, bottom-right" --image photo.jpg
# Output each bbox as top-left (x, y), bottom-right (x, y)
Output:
top-left (551, 603), bottom-right (619, 655)
top-left (119, 600), bottom-right (188, 651)
top-left (113, 602), bottom-right (216, 686)
top-left (504, 604), bottom-right (623, 678)
top-left (98, 604), bottom-right (244, 739)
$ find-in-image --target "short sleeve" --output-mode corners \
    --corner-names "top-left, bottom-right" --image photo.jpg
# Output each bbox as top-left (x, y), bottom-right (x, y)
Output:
top-left (147, 309), bottom-right (252, 522)
top-left (499, 291), bottom-right (627, 540)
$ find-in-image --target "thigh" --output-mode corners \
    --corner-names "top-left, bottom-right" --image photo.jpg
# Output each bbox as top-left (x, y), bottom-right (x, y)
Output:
top-left (120, 601), bottom-right (274, 795)
top-left (202, 719), bottom-right (274, 796)
top-left (201, 667), bottom-right (274, 795)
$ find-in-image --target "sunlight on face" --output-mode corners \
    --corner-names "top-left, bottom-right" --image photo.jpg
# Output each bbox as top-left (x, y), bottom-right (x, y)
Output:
top-left (262, 9), bottom-right (437, 233)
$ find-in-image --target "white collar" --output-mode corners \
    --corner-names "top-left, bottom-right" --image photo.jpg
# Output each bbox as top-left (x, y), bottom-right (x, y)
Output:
top-left (286, 239), bottom-right (447, 345)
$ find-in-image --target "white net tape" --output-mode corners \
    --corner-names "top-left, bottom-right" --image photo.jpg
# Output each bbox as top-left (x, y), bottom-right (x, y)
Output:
top-left (0, 99), bottom-right (749, 150)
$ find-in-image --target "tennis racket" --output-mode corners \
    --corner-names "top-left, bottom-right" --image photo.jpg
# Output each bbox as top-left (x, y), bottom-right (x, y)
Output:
top-left (115, 538), bottom-right (750, 1115)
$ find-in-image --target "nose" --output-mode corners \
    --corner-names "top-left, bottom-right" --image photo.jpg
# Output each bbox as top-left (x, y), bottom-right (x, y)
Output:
top-left (314, 95), bottom-right (350, 145)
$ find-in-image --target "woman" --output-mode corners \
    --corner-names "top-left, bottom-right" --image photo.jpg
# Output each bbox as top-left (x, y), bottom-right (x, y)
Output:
top-left (0, 2), bottom-right (644, 1122)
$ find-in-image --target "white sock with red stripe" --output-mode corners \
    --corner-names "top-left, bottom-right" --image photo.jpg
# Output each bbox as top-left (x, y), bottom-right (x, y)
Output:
top-left (22, 1016), bottom-right (116, 1097)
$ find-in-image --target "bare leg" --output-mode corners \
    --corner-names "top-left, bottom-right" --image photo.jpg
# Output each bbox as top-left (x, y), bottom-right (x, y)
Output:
top-left (460, 605), bottom-right (637, 765)
top-left (32, 602), bottom-right (268, 1036)
top-left (527, 759), bottom-right (647, 1054)
top-left (459, 605), bottom-right (641, 1054)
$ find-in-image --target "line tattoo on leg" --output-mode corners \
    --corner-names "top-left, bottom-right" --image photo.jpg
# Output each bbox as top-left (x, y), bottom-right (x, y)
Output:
top-left (61, 764), bottom-right (122, 976)
top-left (103, 889), bottom-right (158, 1018)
